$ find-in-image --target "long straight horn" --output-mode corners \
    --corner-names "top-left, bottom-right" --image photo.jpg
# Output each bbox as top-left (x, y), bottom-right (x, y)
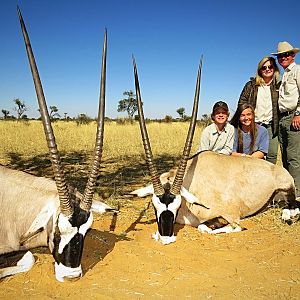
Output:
top-left (80, 30), bottom-right (107, 212)
top-left (170, 57), bottom-right (203, 195)
top-left (17, 6), bottom-right (73, 217)
top-left (133, 57), bottom-right (164, 196)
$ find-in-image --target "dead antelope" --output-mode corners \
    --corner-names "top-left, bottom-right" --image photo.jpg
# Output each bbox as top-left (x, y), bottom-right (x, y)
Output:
top-left (131, 58), bottom-right (299, 245)
top-left (0, 7), bottom-right (110, 281)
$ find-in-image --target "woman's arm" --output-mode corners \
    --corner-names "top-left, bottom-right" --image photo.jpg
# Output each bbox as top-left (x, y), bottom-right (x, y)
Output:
top-left (238, 81), bottom-right (252, 106)
top-left (253, 125), bottom-right (269, 159)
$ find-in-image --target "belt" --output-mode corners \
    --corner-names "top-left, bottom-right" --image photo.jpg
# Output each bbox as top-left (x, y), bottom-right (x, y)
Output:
top-left (280, 110), bottom-right (295, 118)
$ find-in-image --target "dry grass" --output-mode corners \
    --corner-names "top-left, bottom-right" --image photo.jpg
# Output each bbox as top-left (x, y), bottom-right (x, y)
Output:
top-left (0, 120), bottom-right (203, 205)
top-left (0, 120), bottom-right (203, 163)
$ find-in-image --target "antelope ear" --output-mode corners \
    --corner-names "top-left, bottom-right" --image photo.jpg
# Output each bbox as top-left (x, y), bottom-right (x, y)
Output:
top-left (90, 200), bottom-right (118, 214)
top-left (159, 170), bottom-right (176, 185)
top-left (20, 201), bottom-right (56, 245)
top-left (180, 187), bottom-right (198, 204)
top-left (180, 187), bottom-right (210, 209)
top-left (131, 184), bottom-right (154, 197)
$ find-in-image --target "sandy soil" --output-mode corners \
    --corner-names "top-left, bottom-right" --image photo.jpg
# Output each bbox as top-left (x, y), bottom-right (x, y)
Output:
top-left (1, 198), bottom-right (300, 300)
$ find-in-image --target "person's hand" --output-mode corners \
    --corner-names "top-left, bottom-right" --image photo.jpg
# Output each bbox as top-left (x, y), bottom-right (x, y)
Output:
top-left (292, 115), bottom-right (300, 131)
top-left (241, 154), bottom-right (251, 158)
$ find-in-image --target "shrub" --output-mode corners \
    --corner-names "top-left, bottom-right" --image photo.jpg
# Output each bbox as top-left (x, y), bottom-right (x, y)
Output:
top-left (75, 113), bottom-right (92, 125)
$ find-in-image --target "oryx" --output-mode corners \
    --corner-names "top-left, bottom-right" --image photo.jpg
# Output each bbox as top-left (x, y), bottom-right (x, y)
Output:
top-left (131, 57), bottom-right (299, 245)
top-left (0, 7), bottom-right (110, 282)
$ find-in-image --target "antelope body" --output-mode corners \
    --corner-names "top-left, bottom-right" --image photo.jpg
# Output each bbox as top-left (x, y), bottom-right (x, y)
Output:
top-left (132, 151), bottom-right (297, 240)
top-left (0, 167), bottom-right (60, 254)
top-left (178, 152), bottom-right (295, 227)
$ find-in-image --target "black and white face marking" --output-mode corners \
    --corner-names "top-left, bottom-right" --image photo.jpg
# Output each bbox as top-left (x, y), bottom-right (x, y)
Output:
top-left (52, 206), bottom-right (93, 282)
top-left (152, 192), bottom-right (181, 245)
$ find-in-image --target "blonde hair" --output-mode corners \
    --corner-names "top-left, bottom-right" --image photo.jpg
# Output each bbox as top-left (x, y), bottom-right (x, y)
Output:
top-left (255, 56), bottom-right (280, 86)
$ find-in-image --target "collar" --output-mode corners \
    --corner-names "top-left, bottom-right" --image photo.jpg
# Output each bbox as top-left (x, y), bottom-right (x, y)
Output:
top-left (285, 62), bottom-right (296, 72)
top-left (212, 122), bottom-right (228, 134)
top-left (262, 78), bottom-right (273, 86)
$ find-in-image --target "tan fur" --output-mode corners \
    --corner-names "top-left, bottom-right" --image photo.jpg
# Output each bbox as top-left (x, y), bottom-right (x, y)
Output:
top-left (161, 152), bottom-right (295, 227)
top-left (0, 166), bottom-right (60, 254)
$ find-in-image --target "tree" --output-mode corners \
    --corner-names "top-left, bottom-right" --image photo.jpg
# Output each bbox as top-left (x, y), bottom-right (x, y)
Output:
top-left (176, 107), bottom-right (186, 120)
top-left (1, 109), bottom-right (10, 119)
top-left (200, 113), bottom-right (212, 127)
top-left (75, 113), bottom-right (92, 125)
top-left (49, 106), bottom-right (61, 119)
top-left (13, 98), bottom-right (28, 119)
top-left (117, 90), bottom-right (138, 119)
top-left (164, 115), bottom-right (172, 123)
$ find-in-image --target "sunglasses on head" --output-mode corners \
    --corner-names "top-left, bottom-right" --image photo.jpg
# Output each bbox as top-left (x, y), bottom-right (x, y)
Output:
top-left (277, 52), bottom-right (293, 59)
top-left (261, 65), bottom-right (274, 71)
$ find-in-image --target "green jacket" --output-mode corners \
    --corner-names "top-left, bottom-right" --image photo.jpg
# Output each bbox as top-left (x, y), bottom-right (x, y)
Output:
top-left (238, 78), bottom-right (280, 137)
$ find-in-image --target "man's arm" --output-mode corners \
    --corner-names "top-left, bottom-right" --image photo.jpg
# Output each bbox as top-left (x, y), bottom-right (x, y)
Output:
top-left (292, 66), bottom-right (300, 130)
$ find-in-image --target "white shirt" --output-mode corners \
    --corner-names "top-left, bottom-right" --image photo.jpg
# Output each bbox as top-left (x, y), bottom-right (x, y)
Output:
top-left (255, 85), bottom-right (273, 123)
top-left (279, 62), bottom-right (300, 112)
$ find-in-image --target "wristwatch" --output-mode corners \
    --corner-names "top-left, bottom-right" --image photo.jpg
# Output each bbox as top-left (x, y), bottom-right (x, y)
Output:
top-left (294, 110), bottom-right (300, 116)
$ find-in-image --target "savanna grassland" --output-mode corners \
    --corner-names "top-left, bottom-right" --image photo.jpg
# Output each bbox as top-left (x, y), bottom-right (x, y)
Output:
top-left (0, 120), bottom-right (300, 300)
top-left (0, 120), bottom-right (202, 200)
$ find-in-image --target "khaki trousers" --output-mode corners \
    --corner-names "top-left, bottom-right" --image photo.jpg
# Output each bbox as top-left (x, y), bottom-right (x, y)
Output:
top-left (279, 114), bottom-right (300, 199)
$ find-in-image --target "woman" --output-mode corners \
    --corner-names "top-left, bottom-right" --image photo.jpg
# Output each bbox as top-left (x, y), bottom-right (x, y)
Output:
top-left (230, 104), bottom-right (269, 159)
top-left (238, 56), bottom-right (280, 163)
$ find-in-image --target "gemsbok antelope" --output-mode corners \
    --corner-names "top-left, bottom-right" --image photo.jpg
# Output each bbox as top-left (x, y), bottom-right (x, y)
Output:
top-left (0, 7), bottom-right (111, 282)
top-left (131, 57), bottom-right (299, 245)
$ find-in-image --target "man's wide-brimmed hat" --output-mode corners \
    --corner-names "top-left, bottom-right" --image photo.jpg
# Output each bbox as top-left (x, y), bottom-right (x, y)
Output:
top-left (271, 41), bottom-right (300, 55)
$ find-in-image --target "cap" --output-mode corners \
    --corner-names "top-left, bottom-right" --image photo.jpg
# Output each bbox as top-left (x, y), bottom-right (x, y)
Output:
top-left (212, 101), bottom-right (229, 113)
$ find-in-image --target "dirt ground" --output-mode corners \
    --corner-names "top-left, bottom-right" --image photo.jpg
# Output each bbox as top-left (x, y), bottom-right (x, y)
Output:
top-left (1, 197), bottom-right (300, 300)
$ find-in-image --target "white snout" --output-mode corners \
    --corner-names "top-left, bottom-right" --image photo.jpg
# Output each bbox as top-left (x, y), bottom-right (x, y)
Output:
top-left (152, 231), bottom-right (177, 245)
top-left (281, 208), bottom-right (300, 221)
top-left (55, 263), bottom-right (82, 282)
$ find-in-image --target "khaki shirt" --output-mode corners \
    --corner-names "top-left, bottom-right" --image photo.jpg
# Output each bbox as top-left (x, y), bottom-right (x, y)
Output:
top-left (279, 62), bottom-right (300, 112)
top-left (199, 122), bottom-right (234, 155)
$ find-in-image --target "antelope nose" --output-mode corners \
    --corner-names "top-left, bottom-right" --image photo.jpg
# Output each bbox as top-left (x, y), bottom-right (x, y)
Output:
top-left (64, 275), bottom-right (82, 282)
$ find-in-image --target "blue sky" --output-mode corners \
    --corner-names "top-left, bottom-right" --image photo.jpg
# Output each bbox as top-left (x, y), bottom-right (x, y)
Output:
top-left (1, 0), bottom-right (299, 119)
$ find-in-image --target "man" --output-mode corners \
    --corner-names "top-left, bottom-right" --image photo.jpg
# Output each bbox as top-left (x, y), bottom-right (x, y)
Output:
top-left (199, 100), bottom-right (234, 155)
top-left (272, 41), bottom-right (300, 201)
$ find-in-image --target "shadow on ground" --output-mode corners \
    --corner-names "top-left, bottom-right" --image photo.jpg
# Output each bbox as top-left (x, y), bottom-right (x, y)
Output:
top-left (3, 151), bottom-right (180, 201)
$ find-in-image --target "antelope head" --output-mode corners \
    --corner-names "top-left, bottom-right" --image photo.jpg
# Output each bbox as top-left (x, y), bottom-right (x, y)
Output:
top-left (132, 56), bottom-right (202, 245)
top-left (18, 7), bottom-right (107, 281)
